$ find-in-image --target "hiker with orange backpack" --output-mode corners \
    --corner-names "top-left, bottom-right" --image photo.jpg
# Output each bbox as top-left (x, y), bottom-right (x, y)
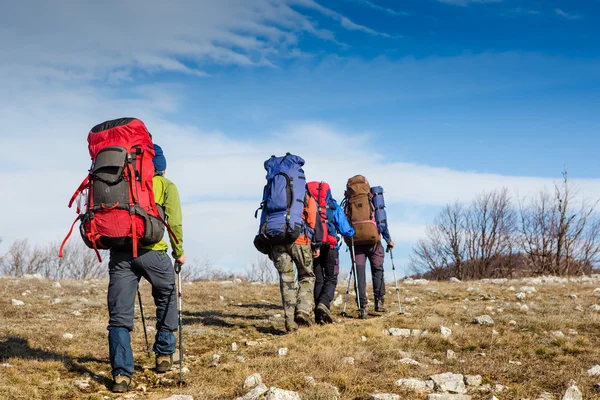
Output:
top-left (307, 181), bottom-right (355, 324)
top-left (60, 119), bottom-right (185, 392)
top-left (343, 176), bottom-right (394, 318)
top-left (254, 154), bottom-right (323, 332)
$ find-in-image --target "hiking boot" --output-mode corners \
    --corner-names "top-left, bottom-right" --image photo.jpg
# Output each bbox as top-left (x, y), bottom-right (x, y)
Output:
top-left (358, 308), bottom-right (367, 320)
top-left (316, 303), bottom-right (333, 324)
top-left (155, 354), bottom-right (173, 373)
top-left (294, 311), bottom-right (312, 327)
top-left (375, 300), bottom-right (388, 313)
top-left (112, 375), bottom-right (132, 393)
top-left (285, 320), bottom-right (299, 333)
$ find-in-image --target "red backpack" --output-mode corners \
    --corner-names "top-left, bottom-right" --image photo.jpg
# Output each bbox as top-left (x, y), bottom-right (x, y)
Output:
top-left (60, 118), bottom-right (173, 261)
top-left (307, 181), bottom-right (338, 248)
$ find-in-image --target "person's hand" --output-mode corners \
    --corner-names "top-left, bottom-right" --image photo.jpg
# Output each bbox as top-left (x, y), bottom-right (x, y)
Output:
top-left (313, 249), bottom-right (321, 258)
top-left (386, 241), bottom-right (395, 251)
top-left (176, 255), bottom-right (187, 265)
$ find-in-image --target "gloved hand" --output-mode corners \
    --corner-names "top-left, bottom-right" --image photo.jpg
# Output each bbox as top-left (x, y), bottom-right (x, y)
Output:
top-left (386, 241), bottom-right (395, 252)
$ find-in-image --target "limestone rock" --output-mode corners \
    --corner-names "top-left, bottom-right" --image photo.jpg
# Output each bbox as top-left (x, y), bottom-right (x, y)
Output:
top-left (278, 348), bottom-right (289, 357)
top-left (370, 394), bottom-right (400, 400)
top-left (395, 378), bottom-right (434, 393)
top-left (74, 378), bottom-right (91, 390)
top-left (473, 315), bottom-right (494, 325)
top-left (243, 373), bottom-right (263, 390)
top-left (427, 395), bottom-right (472, 400)
top-left (238, 383), bottom-right (269, 400)
top-left (231, 342), bottom-right (239, 352)
top-left (562, 384), bottom-right (582, 400)
top-left (516, 292), bottom-right (526, 300)
top-left (342, 357), bottom-right (355, 365)
top-left (52, 282), bottom-right (62, 288)
top-left (430, 372), bottom-right (466, 394)
top-left (63, 333), bottom-right (74, 340)
top-left (265, 387), bottom-right (301, 400)
top-left (23, 273), bottom-right (43, 280)
top-left (441, 326), bottom-right (452, 339)
top-left (449, 277), bottom-right (461, 283)
top-left (520, 286), bottom-right (536, 293)
top-left (333, 295), bottom-right (343, 307)
top-left (161, 396), bottom-right (194, 400)
top-left (446, 350), bottom-right (457, 359)
top-left (465, 375), bottom-right (482, 387)
top-left (388, 328), bottom-right (411, 337)
top-left (588, 365), bottom-right (600, 377)
top-left (11, 299), bottom-right (25, 306)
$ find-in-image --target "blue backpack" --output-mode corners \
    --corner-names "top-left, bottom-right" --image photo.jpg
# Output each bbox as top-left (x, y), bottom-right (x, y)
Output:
top-left (370, 186), bottom-right (388, 235)
top-left (254, 153), bottom-right (307, 254)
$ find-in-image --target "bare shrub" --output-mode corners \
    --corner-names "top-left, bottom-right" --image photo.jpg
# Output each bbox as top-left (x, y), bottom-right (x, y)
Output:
top-left (246, 255), bottom-right (277, 283)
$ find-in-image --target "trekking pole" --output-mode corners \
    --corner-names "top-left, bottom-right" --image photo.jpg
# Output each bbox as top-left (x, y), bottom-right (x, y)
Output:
top-left (174, 261), bottom-right (185, 386)
top-left (350, 237), bottom-right (364, 319)
top-left (341, 266), bottom-right (354, 317)
top-left (387, 247), bottom-right (404, 315)
top-left (137, 290), bottom-right (151, 358)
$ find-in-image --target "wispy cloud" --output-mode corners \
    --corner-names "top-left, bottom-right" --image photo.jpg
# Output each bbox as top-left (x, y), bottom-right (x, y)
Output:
top-left (356, 0), bottom-right (410, 17)
top-left (438, 0), bottom-right (502, 6)
top-left (554, 8), bottom-right (582, 20)
top-left (294, 0), bottom-right (400, 38)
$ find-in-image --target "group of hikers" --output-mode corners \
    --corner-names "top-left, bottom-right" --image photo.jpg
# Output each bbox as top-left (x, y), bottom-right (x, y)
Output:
top-left (59, 118), bottom-right (395, 392)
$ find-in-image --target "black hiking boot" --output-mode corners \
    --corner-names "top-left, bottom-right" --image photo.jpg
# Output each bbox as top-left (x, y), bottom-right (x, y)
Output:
top-left (316, 303), bottom-right (333, 324)
top-left (112, 375), bottom-right (132, 393)
top-left (375, 299), bottom-right (388, 313)
top-left (294, 311), bottom-right (312, 327)
top-left (358, 308), bottom-right (367, 320)
top-left (156, 354), bottom-right (173, 373)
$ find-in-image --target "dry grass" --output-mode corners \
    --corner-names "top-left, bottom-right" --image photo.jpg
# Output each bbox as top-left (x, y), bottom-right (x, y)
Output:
top-left (2, 276), bottom-right (600, 399)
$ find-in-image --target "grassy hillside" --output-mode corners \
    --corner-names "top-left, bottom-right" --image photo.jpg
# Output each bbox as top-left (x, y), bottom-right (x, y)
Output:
top-left (2, 275), bottom-right (600, 399)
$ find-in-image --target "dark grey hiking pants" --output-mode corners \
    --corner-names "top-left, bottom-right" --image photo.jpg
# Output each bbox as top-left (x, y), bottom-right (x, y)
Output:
top-left (314, 246), bottom-right (339, 309)
top-left (354, 241), bottom-right (385, 308)
top-left (108, 249), bottom-right (177, 332)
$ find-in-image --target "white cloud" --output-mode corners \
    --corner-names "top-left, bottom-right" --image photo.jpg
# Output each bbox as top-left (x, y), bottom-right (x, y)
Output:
top-left (359, 1), bottom-right (410, 17)
top-left (554, 8), bottom-right (582, 20)
top-left (438, 0), bottom-right (502, 6)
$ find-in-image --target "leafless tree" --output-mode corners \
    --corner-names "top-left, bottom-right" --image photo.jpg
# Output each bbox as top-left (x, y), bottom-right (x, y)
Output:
top-left (464, 188), bottom-right (515, 279)
top-left (246, 255), bottom-right (277, 283)
top-left (519, 170), bottom-right (599, 275)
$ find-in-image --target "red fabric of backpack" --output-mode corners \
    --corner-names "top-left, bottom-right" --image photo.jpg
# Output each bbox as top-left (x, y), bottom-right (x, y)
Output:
top-left (59, 118), bottom-right (170, 261)
top-left (307, 181), bottom-right (338, 247)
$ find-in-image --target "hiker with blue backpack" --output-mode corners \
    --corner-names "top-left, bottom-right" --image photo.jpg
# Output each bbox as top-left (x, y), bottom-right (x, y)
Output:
top-left (307, 181), bottom-right (355, 324)
top-left (254, 153), bottom-right (324, 332)
top-left (343, 176), bottom-right (394, 319)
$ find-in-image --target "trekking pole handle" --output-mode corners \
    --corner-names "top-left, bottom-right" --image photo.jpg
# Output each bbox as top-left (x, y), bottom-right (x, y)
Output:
top-left (174, 261), bottom-right (182, 274)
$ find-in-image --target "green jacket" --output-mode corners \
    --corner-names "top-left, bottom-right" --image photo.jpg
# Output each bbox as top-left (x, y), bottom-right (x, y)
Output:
top-left (142, 175), bottom-right (184, 258)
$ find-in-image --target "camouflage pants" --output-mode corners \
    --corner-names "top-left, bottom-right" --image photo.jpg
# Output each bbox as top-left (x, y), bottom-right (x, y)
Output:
top-left (271, 244), bottom-right (315, 329)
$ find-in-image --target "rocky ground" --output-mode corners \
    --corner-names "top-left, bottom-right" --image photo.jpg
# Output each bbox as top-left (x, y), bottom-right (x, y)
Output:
top-left (2, 274), bottom-right (600, 399)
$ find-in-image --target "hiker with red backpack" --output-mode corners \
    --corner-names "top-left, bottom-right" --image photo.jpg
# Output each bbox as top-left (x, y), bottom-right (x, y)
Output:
top-left (343, 176), bottom-right (394, 318)
top-left (307, 181), bottom-right (355, 324)
top-left (254, 154), bottom-right (324, 332)
top-left (60, 119), bottom-right (185, 393)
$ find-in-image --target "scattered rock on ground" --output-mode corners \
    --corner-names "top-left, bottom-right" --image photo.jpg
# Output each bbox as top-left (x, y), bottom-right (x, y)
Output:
top-left (52, 282), bottom-right (62, 288)
top-left (304, 376), bottom-right (316, 388)
top-left (238, 383), bottom-right (269, 400)
top-left (473, 316), bottom-right (494, 325)
top-left (449, 277), bottom-right (461, 283)
top-left (441, 326), bottom-right (452, 339)
top-left (427, 395), bottom-right (472, 400)
top-left (265, 387), bottom-right (301, 400)
top-left (1, 363), bottom-right (13, 368)
top-left (465, 375), bottom-right (482, 387)
top-left (562, 384), bottom-right (582, 400)
top-left (370, 394), bottom-right (400, 400)
top-left (588, 365), bottom-right (600, 377)
top-left (278, 348), bottom-right (289, 357)
top-left (74, 378), bottom-right (91, 390)
top-left (161, 396), bottom-right (194, 400)
top-left (395, 378), bottom-right (434, 393)
top-left (398, 358), bottom-right (420, 366)
top-left (520, 305), bottom-right (530, 312)
top-left (520, 286), bottom-right (537, 293)
top-left (333, 295), bottom-right (343, 307)
top-left (342, 357), bottom-right (355, 365)
top-left (361, 336), bottom-right (368, 342)
top-left (551, 331), bottom-right (565, 339)
top-left (63, 333), bottom-right (74, 340)
top-left (430, 372), bottom-right (466, 394)
top-left (509, 320), bottom-right (517, 326)
top-left (231, 342), bottom-right (239, 352)
top-left (516, 292), bottom-right (527, 300)
top-left (590, 304), bottom-right (600, 312)
top-left (535, 392), bottom-right (555, 400)
top-left (243, 373), bottom-right (263, 390)
top-left (388, 328), bottom-right (411, 337)
top-left (11, 299), bottom-right (25, 306)
top-left (52, 298), bottom-right (62, 304)
top-left (246, 341), bottom-right (260, 347)
top-left (446, 350), bottom-right (456, 359)
top-left (569, 294), bottom-right (578, 300)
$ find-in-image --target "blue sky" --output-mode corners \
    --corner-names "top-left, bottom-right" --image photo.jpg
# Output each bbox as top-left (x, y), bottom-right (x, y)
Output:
top-left (1, 0), bottom-right (599, 277)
